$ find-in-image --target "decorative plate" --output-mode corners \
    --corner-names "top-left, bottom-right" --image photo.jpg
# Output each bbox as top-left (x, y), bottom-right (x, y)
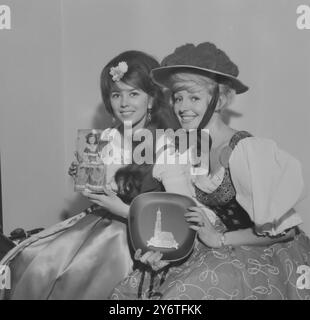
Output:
top-left (128, 192), bottom-right (197, 261)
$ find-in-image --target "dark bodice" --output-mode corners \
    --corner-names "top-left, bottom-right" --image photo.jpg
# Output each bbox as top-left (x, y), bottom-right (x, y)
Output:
top-left (195, 131), bottom-right (254, 232)
top-left (140, 165), bottom-right (165, 194)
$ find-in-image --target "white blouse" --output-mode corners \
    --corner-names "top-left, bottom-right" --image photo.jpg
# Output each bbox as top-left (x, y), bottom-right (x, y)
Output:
top-left (99, 127), bottom-right (131, 191)
top-left (152, 133), bottom-right (193, 197)
top-left (229, 137), bottom-right (304, 236)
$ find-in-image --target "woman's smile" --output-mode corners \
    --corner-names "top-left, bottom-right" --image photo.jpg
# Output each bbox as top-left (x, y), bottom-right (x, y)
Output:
top-left (120, 110), bottom-right (135, 117)
top-left (179, 111), bottom-right (198, 123)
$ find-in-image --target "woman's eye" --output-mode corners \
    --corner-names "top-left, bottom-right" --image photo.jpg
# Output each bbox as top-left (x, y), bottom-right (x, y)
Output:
top-left (191, 96), bottom-right (200, 102)
top-left (130, 91), bottom-right (139, 97)
top-left (111, 93), bottom-right (120, 99)
top-left (174, 96), bottom-right (182, 103)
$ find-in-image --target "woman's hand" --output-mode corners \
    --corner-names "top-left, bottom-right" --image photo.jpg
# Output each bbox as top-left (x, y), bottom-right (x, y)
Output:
top-left (68, 152), bottom-right (83, 178)
top-left (134, 249), bottom-right (169, 271)
top-left (82, 186), bottom-right (129, 218)
top-left (185, 206), bottom-right (222, 248)
top-left (68, 161), bottom-right (78, 178)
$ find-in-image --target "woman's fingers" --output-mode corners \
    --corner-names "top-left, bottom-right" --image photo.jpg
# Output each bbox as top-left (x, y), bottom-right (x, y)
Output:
top-left (144, 251), bottom-right (167, 270)
top-left (153, 259), bottom-right (169, 270)
top-left (81, 190), bottom-right (90, 198)
top-left (134, 249), bottom-right (142, 260)
top-left (189, 225), bottom-right (200, 231)
top-left (185, 216), bottom-right (202, 224)
top-left (134, 249), bottom-right (154, 263)
top-left (139, 251), bottom-right (161, 264)
top-left (184, 212), bottom-right (201, 219)
top-left (147, 251), bottom-right (163, 265)
top-left (140, 251), bottom-right (156, 264)
top-left (88, 199), bottom-right (102, 206)
top-left (70, 161), bottom-right (78, 169)
top-left (134, 249), bottom-right (168, 270)
top-left (82, 190), bottom-right (107, 201)
top-left (101, 185), bottom-right (116, 196)
top-left (187, 206), bottom-right (204, 214)
top-left (68, 161), bottom-right (79, 177)
top-left (186, 209), bottom-right (212, 226)
top-left (185, 211), bottom-right (204, 224)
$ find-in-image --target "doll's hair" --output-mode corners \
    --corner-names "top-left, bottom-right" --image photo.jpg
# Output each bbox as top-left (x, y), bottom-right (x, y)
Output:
top-left (85, 132), bottom-right (99, 144)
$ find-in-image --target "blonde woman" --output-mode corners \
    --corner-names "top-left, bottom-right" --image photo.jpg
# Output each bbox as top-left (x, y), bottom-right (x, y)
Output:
top-left (111, 42), bottom-right (310, 300)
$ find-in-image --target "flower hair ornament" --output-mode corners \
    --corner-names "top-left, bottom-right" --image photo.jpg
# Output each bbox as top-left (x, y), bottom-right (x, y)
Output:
top-left (109, 61), bottom-right (128, 82)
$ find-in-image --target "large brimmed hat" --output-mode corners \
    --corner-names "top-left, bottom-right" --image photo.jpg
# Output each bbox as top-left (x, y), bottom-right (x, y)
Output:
top-left (151, 42), bottom-right (248, 94)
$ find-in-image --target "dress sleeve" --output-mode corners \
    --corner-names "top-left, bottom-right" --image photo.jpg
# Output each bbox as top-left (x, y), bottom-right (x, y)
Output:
top-left (99, 127), bottom-right (127, 190)
top-left (152, 133), bottom-right (193, 197)
top-left (229, 137), bottom-right (305, 236)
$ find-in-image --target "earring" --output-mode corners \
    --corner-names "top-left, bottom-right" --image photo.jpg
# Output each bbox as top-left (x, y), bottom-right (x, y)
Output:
top-left (147, 107), bottom-right (152, 122)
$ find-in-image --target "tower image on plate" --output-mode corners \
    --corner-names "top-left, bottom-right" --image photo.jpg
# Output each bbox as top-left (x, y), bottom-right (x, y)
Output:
top-left (147, 208), bottom-right (179, 249)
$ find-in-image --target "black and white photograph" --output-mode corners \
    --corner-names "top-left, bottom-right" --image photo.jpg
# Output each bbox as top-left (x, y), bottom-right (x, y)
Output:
top-left (1, 0), bottom-right (310, 303)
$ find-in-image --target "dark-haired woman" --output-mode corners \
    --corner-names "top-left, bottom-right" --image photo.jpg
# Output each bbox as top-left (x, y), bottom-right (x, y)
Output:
top-left (0, 50), bottom-right (191, 300)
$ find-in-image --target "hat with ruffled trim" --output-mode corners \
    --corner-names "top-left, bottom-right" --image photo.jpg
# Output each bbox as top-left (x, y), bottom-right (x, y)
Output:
top-left (151, 42), bottom-right (248, 94)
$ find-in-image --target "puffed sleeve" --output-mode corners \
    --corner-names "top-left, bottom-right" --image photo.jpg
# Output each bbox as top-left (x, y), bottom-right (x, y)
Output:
top-left (229, 137), bottom-right (305, 236)
top-left (99, 127), bottom-right (127, 189)
top-left (152, 133), bottom-right (193, 197)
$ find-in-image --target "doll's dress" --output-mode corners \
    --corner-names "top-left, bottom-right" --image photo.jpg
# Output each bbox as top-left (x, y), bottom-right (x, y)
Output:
top-left (83, 146), bottom-right (99, 163)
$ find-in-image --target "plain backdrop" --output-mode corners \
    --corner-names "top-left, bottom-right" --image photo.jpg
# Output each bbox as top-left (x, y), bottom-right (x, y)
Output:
top-left (1, 0), bottom-right (309, 236)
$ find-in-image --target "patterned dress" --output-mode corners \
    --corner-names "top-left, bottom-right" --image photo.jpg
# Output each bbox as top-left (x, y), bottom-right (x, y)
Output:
top-left (83, 146), bottom-right (99, 163)
top-left (111, 131), bottom-right (310, 300)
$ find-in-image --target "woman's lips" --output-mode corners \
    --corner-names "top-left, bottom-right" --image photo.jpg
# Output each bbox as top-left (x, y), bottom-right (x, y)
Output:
top-left (179, 113), bottom-right (197, 123)
top-left (120, 111), bottom-right (135, 117)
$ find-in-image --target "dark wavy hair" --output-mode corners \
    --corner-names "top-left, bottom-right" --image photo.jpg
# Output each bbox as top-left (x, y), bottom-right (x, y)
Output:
top-left (100, 50), bottom-right (165, 118)
top-left (100, 50), bottom-right (172, 204)
top-left (85, 132), bottom-right (99, 145)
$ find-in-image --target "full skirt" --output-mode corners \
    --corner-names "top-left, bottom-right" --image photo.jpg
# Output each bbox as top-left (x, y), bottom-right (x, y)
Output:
top-left (0, 210), bottom-right (133, 300)
top-left (111, 231), bottom-right (310, 300)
